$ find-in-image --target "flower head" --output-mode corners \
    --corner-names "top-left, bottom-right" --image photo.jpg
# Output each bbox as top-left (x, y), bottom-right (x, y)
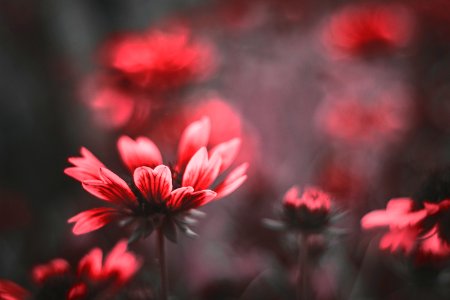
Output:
top-left (282, 186), bottom-right (331, 232)
top-left (324, 4), bottom-right (414, 58)
top-left (0, 240), bottom-right (141, 300)
top-left (102, 26), bottom-right (215, 91)
top-left (66, 117), bottom-right (248, 241)
top-left (361, 198), bottom-right (450, 259)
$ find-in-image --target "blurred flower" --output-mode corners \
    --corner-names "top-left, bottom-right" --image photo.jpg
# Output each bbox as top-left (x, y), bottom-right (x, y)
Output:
top-left (324, 4), bottom-right (414, 58)
top-left (264, 186), bottom-right (338, 234)
top-left (282, 186), bottom-right (331, 232)
top-left (66, 117), bottom-right (248, 241)
top-left (361, 198), bottom-right (450, 258)
top-left (101, 26), bottom-right (215, 92)
top-left (315, 96), bottom-right (408, 147)
top-left (0, 240), bottom-right (141, 300)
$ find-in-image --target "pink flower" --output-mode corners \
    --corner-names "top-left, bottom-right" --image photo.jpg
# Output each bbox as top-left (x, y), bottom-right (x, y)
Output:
top-left (102, 26), bottom-right (215, 91)
top-left (361, 198), bottom-right (450, 258)
top-left (324, 4), bottom-right (414, 58)
top-left (282, 186), bottom-right (332, 232)
top-left (0, 241), bottom-right (141, 300)
top-left (66, 117), bottom-right (248, 240)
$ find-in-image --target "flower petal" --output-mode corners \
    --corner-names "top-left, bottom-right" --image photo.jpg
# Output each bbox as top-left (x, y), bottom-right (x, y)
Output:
top-left (134, 165), bottom-right (172, 204)
top-left (117, 135), bottom-right (163, 172)
top-left (82, 168), bottom-right (137, 206)
top-left (209, 138), bottom-right (241, 173)
top-left (283, 185), bottom-right (300, 206)
top-left (379, 227), bottom-right (419, 254)
top-left (68, 207), bottom-right (120, 235)
top-left (103, 240), bottom-right (142, 286)
top-left (182, 148), bottom-right (222, 190)
top-left (65, 147), bottom-right (105, 182)
top-left (78, 247), bottom-right (103, 280)
top-left (32, 259), bottom-right (70, 285)
top-left (177, 117), bottom-right (210, 170)
top-left (168, 188), bottom-right (217, 212)
top-left (68, 282), bottom-right (88, 300)
top-left (214, 163), bottom-right (249, 199)
top-left (0, 280), bottom-right (30, 300)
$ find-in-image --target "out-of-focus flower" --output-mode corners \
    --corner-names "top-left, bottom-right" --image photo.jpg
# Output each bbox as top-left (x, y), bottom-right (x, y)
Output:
top-left (264, 186), bottom-right (337, 234)
top-left (66, 117), bottom-right (248, 241)
top-left (361, 198), bottom-right (450, 258)
top-left (101, 26), bottom-right (215, 91)
top-left (315, 97), bottom-right (408, 147)
top-left (282, 186), bottom-right (331, 232)
top-left (0, 240), bottom-right (141, 300)
top-left (324, 4), bottom-right (414, 58)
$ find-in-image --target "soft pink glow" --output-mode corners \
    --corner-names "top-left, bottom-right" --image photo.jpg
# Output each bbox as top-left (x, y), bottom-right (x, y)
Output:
top-left (32, 258), bottom-right (71, 285)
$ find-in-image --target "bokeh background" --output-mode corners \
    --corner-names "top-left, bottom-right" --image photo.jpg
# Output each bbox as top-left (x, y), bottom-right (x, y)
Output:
top-left (1, 0), bottom-right (450, 299)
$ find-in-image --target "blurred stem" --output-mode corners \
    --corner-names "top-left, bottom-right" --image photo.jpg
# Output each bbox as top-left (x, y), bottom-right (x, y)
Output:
top-left (297, 233), bottom-right (311, 300)
top-left (157, 228), bottom-right (168, 300)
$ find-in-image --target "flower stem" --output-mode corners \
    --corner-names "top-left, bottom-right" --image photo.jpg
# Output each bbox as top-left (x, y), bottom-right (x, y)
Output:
top-left (157, 228), bottom-right (168, 300)
top-left (297, 233), bottom-right (311, 300)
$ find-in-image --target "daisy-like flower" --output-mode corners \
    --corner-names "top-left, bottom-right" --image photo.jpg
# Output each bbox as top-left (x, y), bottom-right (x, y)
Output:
top-left (323, 4), bottom-right (414, 58)
top-left (65, 117), bottom-right (248, 241)
top-left (361, 198), bottom-right (450, 258)
top-left (0, 240), bottom-right (141, 300)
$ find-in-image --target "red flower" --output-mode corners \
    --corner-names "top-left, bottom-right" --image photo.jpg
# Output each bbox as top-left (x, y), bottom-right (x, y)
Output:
top-left (0, 240), bottom-right (141, 300)
top-left (361, 198), bottom-right (450, 258)
top-left (102, 26), bottom-right (215, 91)
top-left (66, 118), bottom-right (248, 239)
top-left (324, 4), bottom-right (414, 58)
top-left (282, 186), bottom-right (332, 232)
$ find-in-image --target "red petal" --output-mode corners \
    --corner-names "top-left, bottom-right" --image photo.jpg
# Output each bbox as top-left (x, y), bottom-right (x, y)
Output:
top-left (117, 136), bottom-right (163, 172)
top-left (67, 282), bottom-right (88, 300)
top-left (0, 280), bottom-right (29, 300)
top-left (379, 227), bottom-right (419, 254)
top-left (82, 168), bottom-right (137, 206)
top-left (168, 188), bottom-right (217, 212)
top-left (177, 117), bottom-right (210, 170)
top-left (182, 148), bottom-right (222, 190)
top-left (65, 147), bottom-right (105, 182)
top-left (103, 240), bottom-right (142, 286)
top-left (68, 207), bottom-right (120, 235)
top-left (214, 163), bottom-right (249, 199)
top-left (209, 138), bottom-right (241, 173)
top-left (420, 227), bottom-right (450, 257)
top-left (78, 248), bottom-right (103, 280)
top-left (32, 258), bottom-right (70, 285)
top-left (133, 165), bottom-right (172, 204)
top-left (282, 186), bottom-right (300, 206)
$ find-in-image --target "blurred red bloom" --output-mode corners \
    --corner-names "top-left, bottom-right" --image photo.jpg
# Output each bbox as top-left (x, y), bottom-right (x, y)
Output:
top-left (0, 240), bottom-right (141, 300)
top-left (101, 26), bottom-right (215, 91)
top-left (324, 4), bottom-right (413, 58)
top-left (315, 97), bottom-right (407, 146)
top-left (282, 186), bottom-right (332, 232)
top-left (66, 117), bottom-right (248, 240)
top-left (361, 198), bottom-right (450, 258)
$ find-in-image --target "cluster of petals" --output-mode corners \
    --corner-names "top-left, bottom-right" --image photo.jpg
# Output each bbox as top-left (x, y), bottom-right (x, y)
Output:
top-left (324, 4), bottom-right (413, 57)
top-left (65, 117), bottom-right (248, 236)
top-left (101, 26), bottom-right (215, 91)
top-left (279, 186), bottom-right (332, 232)
top-left (283, 186), bottom-right (331, 212)
top-left (0, 240), bottom-right (141, 300)
top-left (361, 198), bottom-right (450, 258)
